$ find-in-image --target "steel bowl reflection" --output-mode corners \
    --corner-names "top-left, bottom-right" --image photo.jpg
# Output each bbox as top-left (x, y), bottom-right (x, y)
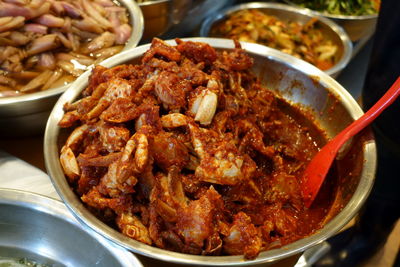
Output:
top-left (0, 189), bottom-right (142, 267)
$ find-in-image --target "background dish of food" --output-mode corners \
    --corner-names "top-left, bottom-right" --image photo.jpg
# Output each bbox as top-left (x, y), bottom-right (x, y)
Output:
top-left (200, 2), bottom-right (352, 78)
top-left (0, 0), bottom-right (143, 97)
top-left (0, 0), bottom-right (143, 136)
top-left (283, 0), bottom-right (379, 42)
top-left (287, 0), bottom-right (380, 16)
top-left (44, 37), bottom-right (376, 266)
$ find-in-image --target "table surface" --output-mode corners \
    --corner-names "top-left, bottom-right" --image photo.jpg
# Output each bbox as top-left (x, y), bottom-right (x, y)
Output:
top-left (0, 36), bottom-right (373, 267)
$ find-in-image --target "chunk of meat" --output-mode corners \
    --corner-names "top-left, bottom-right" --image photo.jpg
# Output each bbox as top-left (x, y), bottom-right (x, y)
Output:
top-left (116, 211), bottom-right (152, 245)
top-left (189, 123), bottom-right (247, 185)
top-left (97, 121), bottom-right (130, 152)
top-left (154, 71), bottom-right (187, 110)
top-left (142, 38), bottom-right (181, 63)
top-left (224, 41), bottom-right (254, 71)
top-left (261, 205), bottom-right (299, 238)
top-left (264, 172), bottom-right (302, 209)
top-left (151, 131), bottom-right (189, 171)
top-left (176, 186), bottom-right (223, 248)
top-left (176, 38), bottom-right (217, 66)
top-left (84, 78), bottom-right (135, 120)
top-left (223, 212), bottom-right (262, 259)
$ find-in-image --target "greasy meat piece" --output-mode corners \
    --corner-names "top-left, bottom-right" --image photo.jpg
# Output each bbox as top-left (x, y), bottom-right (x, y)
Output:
top-left (154, 70), bottom-right (188, 110)
top-left (84, 65), bottom-right (107, 96)
top-left (100, 98), bottom-right (138, 123)
top-left (81, 186), bottom-right (131, 215)
top-left (176, 38), bottom-right (217, 65)
top-left (220, 41), bottom-right (254, 71)
top-left (84, 64), bottom-right (142, 97)
top-left (58, 109), bottom-right (80, 128)
top-left (176, 186), bottom-right (224, 249)
top-left (134, 103), bottom-right (163, 131)
top-left (181, 174), bottom-right (209, 199)
top-left (144, 57), bottom-right (180, 73)
top-left (223, 212), bottom-right (262, 259)
top-left (96, 121), bottom-right (130, 152)
top-left (151, 131), bottom-right (189, 171)
top-left (77, 152), bottom-right (122, 167)
top-left (264, 172), bottom-right (303, 210)
top-left (260, 204), bottom-right (299, 238)
top-left (263, 112), bottom-right (319, 164)
top-left (185, 122), bottom-right (256, 186)
top-left (116, 211), bottom-right (152, 245)
top-left (179, 58), bottom-right (208, 86)
top-left (235, 119), bottom-right (275, 158)
top-left (142, 38), bottom-right (181, 63)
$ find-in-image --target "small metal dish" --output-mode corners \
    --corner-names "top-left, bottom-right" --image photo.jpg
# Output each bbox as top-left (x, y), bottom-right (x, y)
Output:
top-left (0, 188), bottom-right (142, 267)
top-left (44, 38), bottom-right (376, 266)
top-left (283, 0), bottom-right (378, 42)
top-left (200, 2), bottom-right (353, 78)
top-left (0, 0), bottom-right (144, 137)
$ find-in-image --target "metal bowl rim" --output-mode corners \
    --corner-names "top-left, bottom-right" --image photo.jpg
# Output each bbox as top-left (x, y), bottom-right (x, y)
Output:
top-left (44, 37), bottom-right (376, 266)
top-left (138, 0), bottom-right (170, 7)
top-left (0, 188), bottom-right (143, 267)
top-left (0, 0), bottom-right (144, 106)
top-left (199, 2), bottom-right (353, 77)
top-left (283, 0), bottom-right (379, 20)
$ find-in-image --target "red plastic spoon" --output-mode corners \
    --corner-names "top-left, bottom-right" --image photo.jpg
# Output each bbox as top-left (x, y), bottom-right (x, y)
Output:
top-left (302, 76), bottom-right (400, 208)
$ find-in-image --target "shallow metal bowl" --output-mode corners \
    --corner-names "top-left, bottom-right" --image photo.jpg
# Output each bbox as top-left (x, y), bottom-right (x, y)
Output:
top-left (283, 0), bottom-right (378, 42)
top-left (44, 38), bottom-right (376, 266)
top-left (0, 188), bottom-right (142, 267)
top-left (200, 2), bottom-right (353, 78)
top-left (0, 0), bottom-right (144, 137)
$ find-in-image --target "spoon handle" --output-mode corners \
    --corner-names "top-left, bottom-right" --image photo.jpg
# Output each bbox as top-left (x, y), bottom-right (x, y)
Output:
top-left (302, 76), bottom-right (400, 208)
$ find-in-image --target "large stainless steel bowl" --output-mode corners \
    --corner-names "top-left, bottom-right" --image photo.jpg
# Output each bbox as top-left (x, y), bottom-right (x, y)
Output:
top-left (200, 2), bottom-right (353, 78)
top-left (44, 38), bottom-right (376, 266)
top-left (0, 188), bottom-right (142, 267)
top-left (283, 0), bottom-right (378, 42)
top-left (0, 0), bottom-right (144, 137)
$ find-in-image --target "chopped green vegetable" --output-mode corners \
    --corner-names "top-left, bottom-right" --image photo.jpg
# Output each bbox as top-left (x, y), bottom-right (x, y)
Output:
top-left (290, 0), bottom-right (380, 15)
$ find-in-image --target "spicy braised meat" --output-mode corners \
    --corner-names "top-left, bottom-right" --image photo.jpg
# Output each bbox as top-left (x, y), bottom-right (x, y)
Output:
top-left (58, 38), bottom-right (328, 259)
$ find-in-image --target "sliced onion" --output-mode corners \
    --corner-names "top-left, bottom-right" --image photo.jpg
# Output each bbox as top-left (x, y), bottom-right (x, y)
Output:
top-left (19, 69), bottom-right (53, 92)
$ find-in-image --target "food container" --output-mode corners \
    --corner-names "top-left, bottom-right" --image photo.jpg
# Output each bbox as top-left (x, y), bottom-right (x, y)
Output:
top-left (44, 38), bottom-right (376, 266)
top-left (200, 2), bottom-right (353, 78)
top-left (283, 0), bottom-right (378, 42)
top-left (138, 0), bottom-right (234, 41)
top-left (0, 0), bottom-right (144, 137)
top-left (0, 188), bottom-right (143, 267)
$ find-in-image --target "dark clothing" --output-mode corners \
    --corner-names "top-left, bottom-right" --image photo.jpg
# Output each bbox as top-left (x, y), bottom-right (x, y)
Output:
top-left (314, 0), bottom-right (400, 266)
top-left (362, 0), bottom-right (400, 202)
